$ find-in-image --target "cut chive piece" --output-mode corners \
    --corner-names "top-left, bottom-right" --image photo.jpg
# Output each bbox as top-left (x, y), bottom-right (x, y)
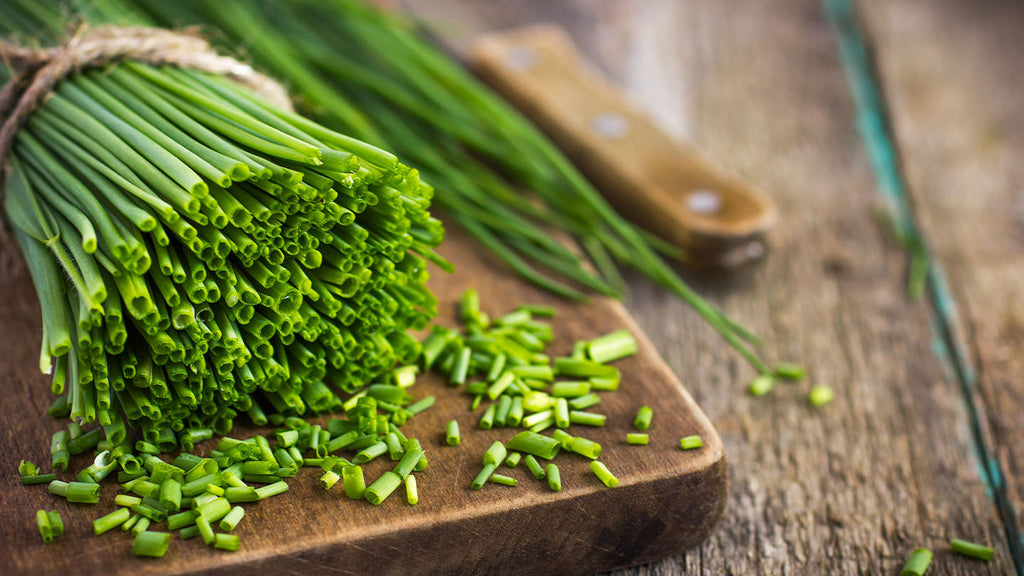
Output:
top-left (445, 420), bottom-right (461, 446)
top-left (569, 437), bottom-right (602, 460)
top-left (680, 435), bottom-right (703, 450)
top-left (405, 475), bottom-right (418, 505)
top-left (589, 377), bottom-right (619, 392)
top-left (569, 411), bottom-right (606, 427)
top-left (554, 398), bottom-right (570, 428)
top-left (94, 507), bottom-right (132, 535)
top-left (950, 538), bottom-right (994, 561)
top-left (900, 548), bottom-right (932, 576)
top-left (483, 441), bottom-right (507, 466)
top-left (589, 461), bottom-right (619, 488)
top-left (552, 429), bottom-right (574, 450)
top-left (343, 465), bottom-right (366, 500)
top-left (809, 385), bottom-right (835, 407)
top-left (471, 464), bottom-right (496, 490)
top-left (774, 362), bottom-right (807, 381)
top-left (554, 358), bottom-right (619, 379)
top-left (491, 474), bottom-right (517, 487)
top-left (365, 472), bottom-right (403, 505)
top-left (748, 375), bottom-right (776, 397)
top-left (320, 470), bottom-right (341, 491)
top-left (506, 431), bottom-right (562, 460)
top-left (587, 330), bottom-right (637, 363)
top-left (479, 404), bottom-right (497, 430)
top-left (255, 481), bottom-right (289, 500)
top-left (627, 433), bottom-right (650, 445)
top-left (132, 531), bottom-right (171, 558)
top-left (524, 455), bottom-right (546, 480)
top-left (196, 516), bottom-right (214, 545)
top-left (214, 533), bottom-right (240, 551)
top-left (37, 510), bottom-right (63, 543)
top-left (633, 406), bottom-right (653, 431)
top-left (21, 473), bottom-right (58, 485)
top-left (551, 381), bottom-right (589, 398)
top-left (505, 452), bottom-right (522, 468)
top-left (568, 393), bottom-right (601, 411)
top-left (407, 396), bottom-right (436, 415)
top-left (546, 464), bottom-right (562, 492)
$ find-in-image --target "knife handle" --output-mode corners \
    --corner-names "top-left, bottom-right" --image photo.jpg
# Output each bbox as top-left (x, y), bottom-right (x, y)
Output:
top-left (471, 25), bottom-right (777, 267)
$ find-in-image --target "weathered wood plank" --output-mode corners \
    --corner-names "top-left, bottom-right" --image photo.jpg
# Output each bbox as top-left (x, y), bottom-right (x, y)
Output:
top-left (409, 0), bottom-right (1015, 573)
top-left (858, 0), bottom-right (1024, 570)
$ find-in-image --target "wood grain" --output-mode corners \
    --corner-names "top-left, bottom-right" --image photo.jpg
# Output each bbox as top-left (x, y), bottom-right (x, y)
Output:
top-left (857, 0), bottom-right (1024, 569)
top-left (405, 0), bottom-right (1017, 573)
top-left (0, 222), bottom-right (726, 576)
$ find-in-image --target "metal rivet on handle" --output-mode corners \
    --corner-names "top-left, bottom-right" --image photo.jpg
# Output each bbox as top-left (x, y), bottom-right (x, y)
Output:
top-left (505, 47), bottom-right (538, 71)
top-left (590, 112), bottom-right (630, 139)
top-left (686, 190), bottom-right (723, 215)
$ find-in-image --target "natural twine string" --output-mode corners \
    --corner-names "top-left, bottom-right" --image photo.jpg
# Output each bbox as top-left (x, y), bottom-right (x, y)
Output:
top-left (0, 24), bottom-right (293, 271)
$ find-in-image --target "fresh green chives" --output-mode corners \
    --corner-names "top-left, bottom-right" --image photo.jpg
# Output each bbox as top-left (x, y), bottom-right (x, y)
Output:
top-left (546, 464), bottom-right (562, 492)
top-left (364, 472), bottom-right (403, 505)
top-left (680, 435), bottom-right (703, 451)
top-left (219, 506), bottom-right (245, 532)
top-left (483, 441), bottom-right (507, 466)
top-left (950, 538), bottom-right (993, 561)
top-left (748, 375), bottom-right (776, 397)
top-left (214, 533), bottom-right (240, 551)
top-left (506, 432), bottom-right (562, 460)
top-left (343, 465), bottom-right (366, 499)
top-left (633, 406), bottom-right (653, 431)
top-left (774, 362), bottom-right (807, 381)
top-left (569, 411), bottom-right (605, 427)
top-left (36, 510), bottom-right (64, 543)
top-left (900, 548), bottom-right (932, 576)
top-left (569, 437), bottom-right (602, 460)
top-left (809, 385), bottom-right (835, 407)
top-left (587, 330), bottom-right (637, 364)
top-left (445, 420), bottom-right (460, 446)
top-left (524, 455), bottom-right (546, 480)
top-left (405, 475), bottom-right (418, 505)
top-left (589, 461), bottom-right (618, 488)
top-left (94, 507), bottom-right (132, 534)
top-left (471, 464), bottom-right (496, 490)
top-left (627, 433), bottom-right (649, 445)
top-left (504, 452), bottom-right (522, 468)
top-left (490, 474), bottom-right (517, 487)
top-left (132, 531), bottom-right (171, 558)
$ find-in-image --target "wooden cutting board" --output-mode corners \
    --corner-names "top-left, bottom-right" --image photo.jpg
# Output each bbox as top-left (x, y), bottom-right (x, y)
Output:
top-left (0, 223), bottom-right (726, 576)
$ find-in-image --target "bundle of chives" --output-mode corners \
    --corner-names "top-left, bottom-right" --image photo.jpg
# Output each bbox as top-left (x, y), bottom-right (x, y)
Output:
top-left (0, 31), bottom-right (444, 450)
top-left (4, 0), bottom-right (781, 373)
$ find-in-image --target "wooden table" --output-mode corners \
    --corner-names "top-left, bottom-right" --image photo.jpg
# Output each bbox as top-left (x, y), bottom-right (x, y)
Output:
top-left (406, 0), bottom-right (1024, 574)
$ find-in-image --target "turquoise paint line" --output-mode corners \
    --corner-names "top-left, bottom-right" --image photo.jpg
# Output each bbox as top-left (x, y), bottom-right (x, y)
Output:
top-left (824, 0), bottom-right (1022, 572)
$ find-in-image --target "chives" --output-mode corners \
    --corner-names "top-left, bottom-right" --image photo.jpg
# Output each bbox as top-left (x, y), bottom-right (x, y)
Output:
top-left (320, 470), bottom-right (341, 490)
top-left (568, 437), bottom-right (602, 460)
top-left (405, 475), bottom-right (418, 505)
top-left (214, 533), bottom-right (240, 551)
top-left (809, 385), bottom-right (835, 407)
top-left (255, 481), bottom-right (289, 499)
top-left (748, 375), bottom-right (776, 397)
top-left (554, 358), bottom-right (618, 380)
top-left (196, 516), bottom-right (215, 545)
top-left (524, 455), bottom-right (546, 480)
top-left (132, 531), bottom-right (171, 558)
top-left (506, 431), bottom-right (562, 460)
top-left (950, 538), bottom-right (993, 561)
top-left (445, 420), bottom-right (461, 446)
top-left (568, 393), bottom-right (601, 411)
top-left (504, 452), bottom-right (522, 468)
top-left (94, 507), bottom-right (132, 534)
top-left (219, 506), bottom-right (245, 532)
top-left (21, 473), bottom-right (58, 485)
top-left (49, 480), bottom-right (101, 504)
top-left (900, 548), bottom-right (932, 576)
top-left (589, 461), bottom-right (618, 488)
top-left (586, 330), bottom-right (637, 364)
top-left (116, 494), bottom-right (143, 507)
top-left (633, 406), bottom-right (653, 431)
top-left (483, 441), bottom-right (507, 466)
top-left (36, 510), bottom-right (63, 543)
top-left (551, 381), bottom-right (590, 398)
top-left (167, 510), bottom-right (196, 530)
top-left (479, 404), bottom-right (496, 430)
top-left (490, 474), bottom-right (517, 487)
top-left (546, 464), bottom-right (562, 492)
top-left (774, 362), bottom-right (807, 381)
top-left (554, 398), bottom-right (570, 428)
top-left (627, 433), bottom-right (650, 446)
top-left (569, 411), bottom-right (606, 427)
top-left (343, 465), bottom-right (366, 499)
top-left (364, 472), bottom-right (403, 505)
top-left (680, 435), bottom-right (703, 450)
top-left (471, 464), bottom-right (496, 490)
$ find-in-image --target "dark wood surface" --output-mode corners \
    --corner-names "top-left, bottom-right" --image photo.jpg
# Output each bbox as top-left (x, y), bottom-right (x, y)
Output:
top-left (0, 223), bottom-right (726, 575)
top-left (405, 0), bottom-right (1023, 574)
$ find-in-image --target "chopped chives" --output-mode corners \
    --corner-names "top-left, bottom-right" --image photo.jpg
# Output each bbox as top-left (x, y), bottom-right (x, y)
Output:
top-left (950, 538), bottom-right (993, 561)
top-left (490, 474), bottom-right (517, 487)
top-left (546, 464), bottom-right (562, 492)
top-left (21, 473), bottom-right (58, 485)
top-left (569, 437), bottom-right (602, 460)
top-left (343, 465), bottom-right (366, 499)
top-left (365, 471), bottom-right (403, 505)
top-left (214, 533), bottom-right (240, 551)
top-left (385, 433), bottom-right (405, 461)
top-left (627, 433), bottom-right (650, 446)
top-left (353, 441), bottom-right (389, 464)
top-left (255, 481), bottom-right (289, 499)
top-left (900, 548), bottom-right (932, 576)
top-left (553, 358), bottom-right (618, 379)
top-left (219, 506), bottom-right (245, 532)
top-left (494, 395), bottom-right (513, 427)
top-left (167, 510), bottom-right (196, 530)
top-left (479, 404), bottom-right (497, 430)
top-left (504, 452), bottom-right (522, 468)
top-left (521, 410), bottom-right (553, 429)
top-left (552, 429), bottom-right (574, 450)
top-left (132, 531), bottom-right (171, 558)
top-left (471, 464), bottom-right (496, 490)
top-left (554, 398), bottom-right (570, 428)
top-left (524, 455), bottom-right (546, 480)
top-left (568, 393), bottom-right (601, 411)
top-left (680, 435), bottom-right (703, 451)
top-left (809, 385), bottom-right (835, 407)
top-left (774, 362), bottom-right (807, 381)
top-left (445, 420), bottom-right (461, 446)
top-left (196, 516), bottom-right (215, 545)
top-left (588, 377), bottom-right (619, 392)
top-left (405, 475), bottom-right (418, 505)
top-left (569, 411), bottom-right (606, 427)
top-left (320, 470), bottom-right (341, 490)
top-left (587, 330), bottom-right (637, 364)
top-left (483, 441), bottom-right (507, 466)
top-left (180, 525), bottom-right (201, 539)
top-left (748, 375), bottom-right (776, 397)
top-left (94, 507), bottom-right (132, 535)
top-left (407, 396), bottom-right (436, 415)
top-left (506, 431), bottom-right (562, 460)
top-left (507, 396), bottom-right (524, 427)
top-left (589, 461), bottom-right (619, 488)
top-left (36, 510), bottom-right (63, 543)
top-left (131, 517), bottom-right (152, 536)
top-left (633, 406), bottom-right (653, 431)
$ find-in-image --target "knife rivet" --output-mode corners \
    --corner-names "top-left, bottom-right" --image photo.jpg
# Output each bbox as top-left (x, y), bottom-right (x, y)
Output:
top-left (505, 47), bottom-right (538, 71)
top-left (590, 112), bottom-right (629, 139)
top-left (686, 190), bottom-right (722, 215)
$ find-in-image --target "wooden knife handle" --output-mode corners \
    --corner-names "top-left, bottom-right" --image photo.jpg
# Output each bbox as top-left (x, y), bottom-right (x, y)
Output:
top-left (471, 25), bottom-right (777, 267)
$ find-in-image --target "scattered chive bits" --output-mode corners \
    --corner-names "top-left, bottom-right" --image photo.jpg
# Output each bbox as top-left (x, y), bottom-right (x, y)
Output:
top-left (900, 548), bottom-right (932, 576)
top-left (679, 435), bottom-right (703, 451)
top-left (445, 420), bottom-right (460, 446)
top-left (774, 362), bottom-right (806, 381)
top-left (490, 474), bottom-right (517, 487)
top-left (633, 406), bottom-right (653, 431)
top-left (626, 433), bottom-right (649, 446)
top-left (36, 510), bottom-right (64, 543)
top-left (132, 531), bottom-right (171, 558)
top-left (809, 385), bottom-right (835, 407)
top-left (589, 461), bottom-right (618, 488)
top-left (950, 538), bottom-right (994, 561)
